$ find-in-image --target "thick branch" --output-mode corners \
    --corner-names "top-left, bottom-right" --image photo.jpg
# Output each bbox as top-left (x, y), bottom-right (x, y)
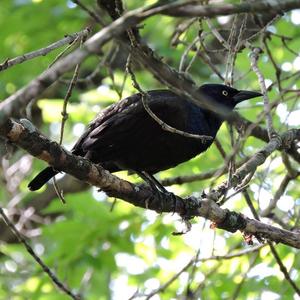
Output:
top-left (1, 0), bottom-right (299, 166)
top-left (0, 118), bottom-right (185, 214)
top-left (162, 0), bottom-right (300, 17)
top-left (1, 119), bottom-right (300, 249)
top-left (195, 199), bottom-right (300, 249)
top-left (1, 0), bottom-right (300, 125)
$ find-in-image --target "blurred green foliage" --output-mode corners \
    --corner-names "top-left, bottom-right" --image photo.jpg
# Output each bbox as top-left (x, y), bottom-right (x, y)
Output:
top-left (0, 1), bottom-right (299, 300)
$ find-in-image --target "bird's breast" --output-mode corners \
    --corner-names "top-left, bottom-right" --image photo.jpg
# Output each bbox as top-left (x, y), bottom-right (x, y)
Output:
top-left (186, 103), bottom-right (216, 135)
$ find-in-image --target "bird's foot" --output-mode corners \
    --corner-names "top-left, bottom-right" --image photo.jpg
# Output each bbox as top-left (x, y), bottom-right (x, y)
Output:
top-left (150, 188), bottom-right (173, 213)
top-left (137, 171), bottom-right (179, 213)
top-left (158, 189), bottom-right (178, 214)
top-left (169, 191), bottom-right (179, 214)
top-left (137, 171), bottom-right (165, 211)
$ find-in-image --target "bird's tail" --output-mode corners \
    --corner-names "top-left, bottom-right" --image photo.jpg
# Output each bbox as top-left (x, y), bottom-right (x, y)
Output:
top-left (28, 167), bottom-right (58, 191)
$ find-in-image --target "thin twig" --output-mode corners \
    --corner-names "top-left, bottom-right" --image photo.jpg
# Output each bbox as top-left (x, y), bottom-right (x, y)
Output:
top-left (268, 242), bottom-right (300, 295)
top-left (53, 37), bottom-right (83, 203)
top-left (161, 156), bottom-right (248, 186)
top-left (145, 256), bottom-right (196, 299)
top-left (72, 0), bottom-right (105, 26)
top-left (263, 37), bottom-right (283, 93)
top-left (231, 252), bottom-right (259, 300)
top-left (214, 138), bottom-right (227, 159)
top-left (206, 18), bottom-right (230, 50)
top-left (198, 34), bottom-right (224, 80)
top-left (48, 33), bottom-right (82, 68)
top-left (0, 207), bottom-right (80, 300)
top-left (0, 28), bottom-right (90, 72)
top-left (229, 15), bottom-right (247, 85)
top-left (171, 18), bottom-right (197, 47)
top-left (243, 191), bottom-right (300, 296)
top-left (179, 36), bottom-right (198, 72)
top-left (282, 37), bottom-right (299, 56)
top-left (126, 54), bottom-right (212, 141)
top-left (145, 244), bottom-right (264, 300)
top-left (224, 14), bottom-right (238, 85)
top-left (260, 172), bottom-right (299, 217)
top-left (59, 63), bottom-right (81, 145)
top-left (250, 47), bottom-right (275, 139)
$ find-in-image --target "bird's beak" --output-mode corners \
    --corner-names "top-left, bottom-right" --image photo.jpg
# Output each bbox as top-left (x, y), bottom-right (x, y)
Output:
top-left (233, 90), bottom-right (262, 103)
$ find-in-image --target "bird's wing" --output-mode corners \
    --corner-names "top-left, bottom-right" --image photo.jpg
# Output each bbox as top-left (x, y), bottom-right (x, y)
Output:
top-left (72, 90), bottom-right (188, 161)
top-left (71, 92), bottom-right (141, 156)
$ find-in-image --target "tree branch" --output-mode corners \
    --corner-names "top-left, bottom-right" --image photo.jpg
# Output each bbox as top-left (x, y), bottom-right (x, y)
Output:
top-left (0, 28), bottom-right (90, 72)
top-left (0, 207), bottom-right (80, 299)
top-left (1, 0), bottom-right (299, 167)
top-left (1, 0), bottom-right (300, 125)
top-left (1, 118), bottom-right (300, 249)
top-left (161, 0), bottom-right (300, 17)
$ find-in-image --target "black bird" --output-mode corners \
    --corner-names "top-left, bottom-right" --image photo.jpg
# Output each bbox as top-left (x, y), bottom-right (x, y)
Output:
top-left (28, 84), bottom-right (261, 191)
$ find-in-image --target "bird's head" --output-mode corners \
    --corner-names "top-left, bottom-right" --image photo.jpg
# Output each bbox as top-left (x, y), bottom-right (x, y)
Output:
top-left (198, 84), bottom-right (262, 111)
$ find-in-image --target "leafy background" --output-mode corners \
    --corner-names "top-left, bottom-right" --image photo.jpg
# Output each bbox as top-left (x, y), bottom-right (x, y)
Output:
top-left (0, 1), bottom-right (299, 299)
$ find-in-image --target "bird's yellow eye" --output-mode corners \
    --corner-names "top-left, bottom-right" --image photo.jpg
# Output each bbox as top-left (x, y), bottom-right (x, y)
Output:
top-left (222, 90), bottom-right (228, 96)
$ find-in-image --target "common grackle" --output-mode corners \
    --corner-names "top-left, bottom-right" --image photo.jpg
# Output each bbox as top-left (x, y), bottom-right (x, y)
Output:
top-left (28, 84), bottom-right (261, 191)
